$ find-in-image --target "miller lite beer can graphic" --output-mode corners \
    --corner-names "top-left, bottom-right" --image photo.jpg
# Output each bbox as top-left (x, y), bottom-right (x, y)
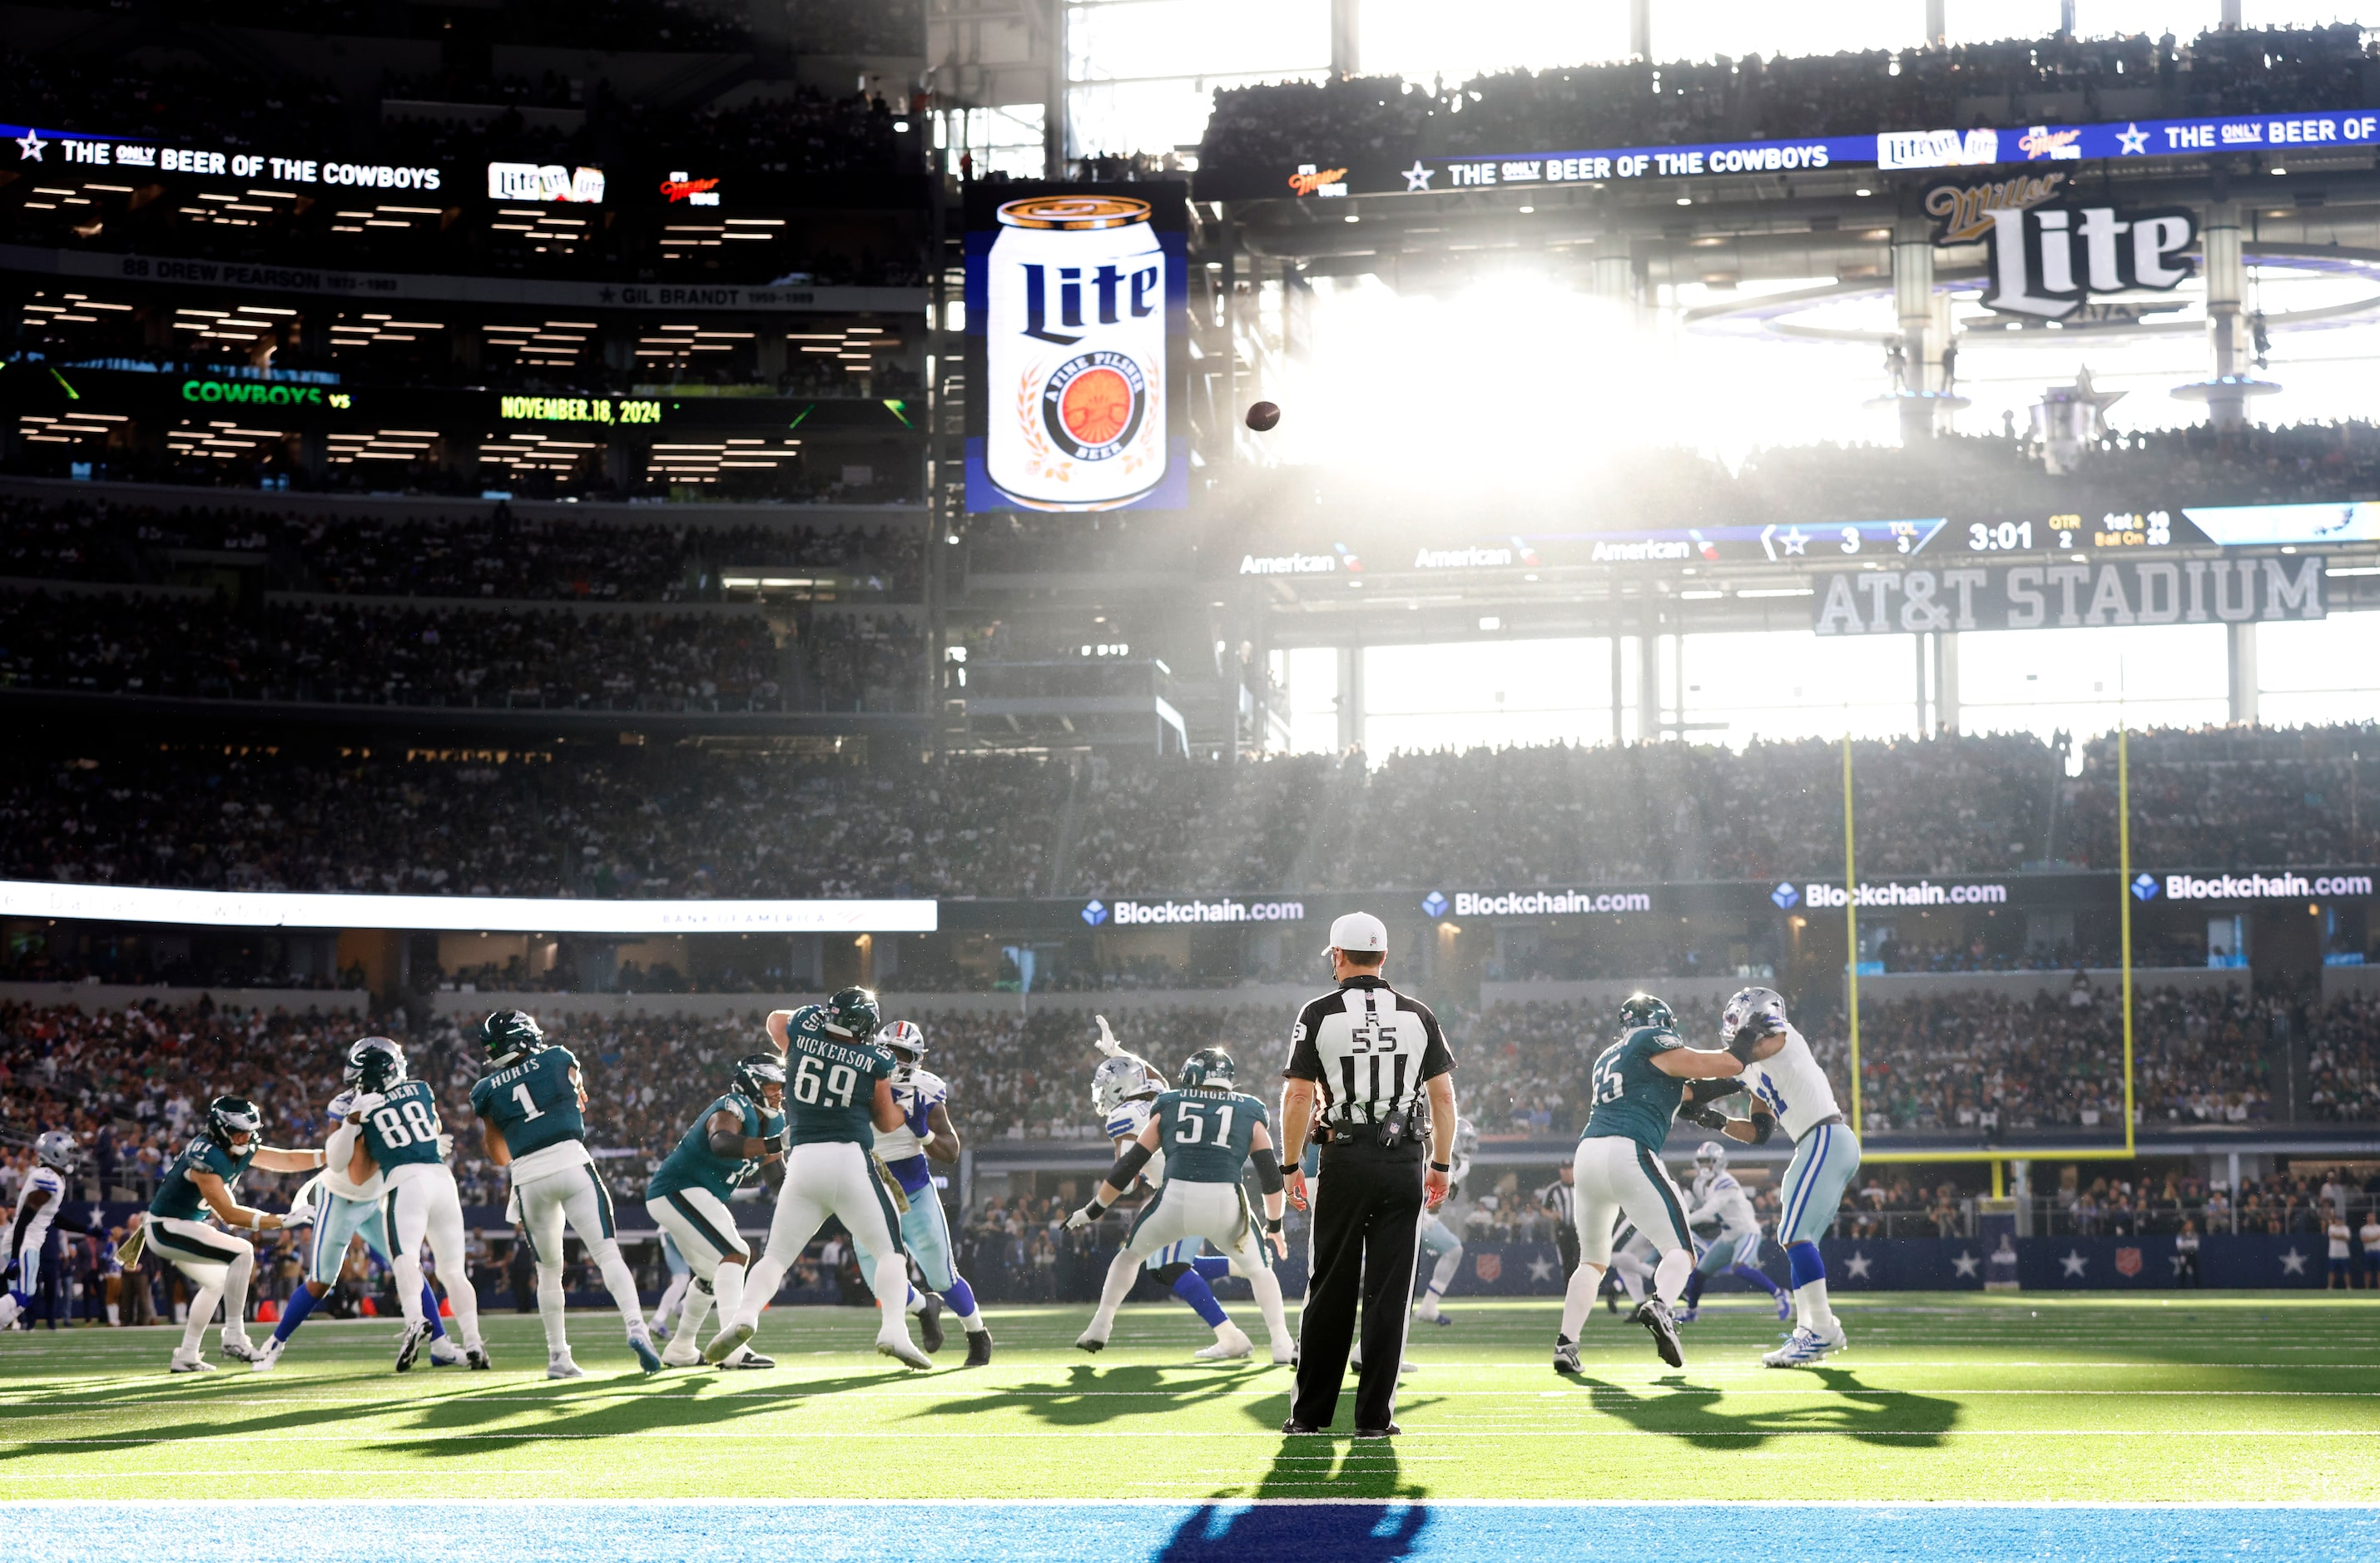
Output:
top-left (985, 195), bottom-right (1167, 511)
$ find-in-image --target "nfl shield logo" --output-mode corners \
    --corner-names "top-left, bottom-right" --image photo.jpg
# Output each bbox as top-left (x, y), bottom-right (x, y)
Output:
top-left (1473, 1253), bottom-right (1502, 1283)
top-left (2115, 1246), bottom-right (2143, 1278)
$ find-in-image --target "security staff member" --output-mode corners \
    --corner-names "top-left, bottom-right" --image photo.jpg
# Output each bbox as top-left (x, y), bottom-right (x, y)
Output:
top-left (1279, 911), bottom-right (1456, 1438)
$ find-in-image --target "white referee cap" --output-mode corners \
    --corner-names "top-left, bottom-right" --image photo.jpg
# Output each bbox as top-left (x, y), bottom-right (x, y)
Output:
top-left (1326, 911), bottom-right (1388, 955)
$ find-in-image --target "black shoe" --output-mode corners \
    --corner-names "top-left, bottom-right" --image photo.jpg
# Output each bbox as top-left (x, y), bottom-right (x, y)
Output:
top-left (963, 1328), bottom-right (994, 1368)
top-left (465, 1346), bottom-right (492, 1371)
top-left (916, 1293), bottom-right (946, 1355)
top-left (1632, 1298), bottom-right (1684, 1368)
top-left (1354, 1423), bottom-right (1400, 1439)
top-left (394, 1321), bottom-right (429, 1374)
top-left (1554, 1335), bottom-right (1581, 1375)
top-left (1281, 1418), bottom-right (1324, 1435)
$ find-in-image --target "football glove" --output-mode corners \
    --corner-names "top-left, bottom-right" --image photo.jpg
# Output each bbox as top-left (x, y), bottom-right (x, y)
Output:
top-left (1093, 1015), bottom-right (1127, 1058)
top-left (279, 1203), bottom-right (316, 1229)
top-left (1684, 1105), bottom-right (1729, 1132)
top-left (1065, 1203), bottom-right (1104, 1232)
top-left (1726, 1020), bottom-right (1780, 1064)
top-left (435, 1131), bottom-right (455, 1160)
top-left (348, 1091), bottom-right (388, 1117)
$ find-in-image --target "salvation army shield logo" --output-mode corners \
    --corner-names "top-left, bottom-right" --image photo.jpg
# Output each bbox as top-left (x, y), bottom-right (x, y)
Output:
top-left (2115, 1246), bottom-right (2143, 1278)
top-left (1041, 351), bottom-right (1148, 461)
top-left (1473, 1253), bottom-right (1502, 1283)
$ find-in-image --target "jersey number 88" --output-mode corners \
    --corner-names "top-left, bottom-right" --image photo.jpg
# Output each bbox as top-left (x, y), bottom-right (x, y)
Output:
top-left (791, 1054), bottom-right (860, 1107)
top-left (371, 1099), bottom-right (441, 1148)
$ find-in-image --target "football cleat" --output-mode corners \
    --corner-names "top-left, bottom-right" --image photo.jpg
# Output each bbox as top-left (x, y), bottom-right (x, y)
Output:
top-left (649, 1316), bottom-right (674, 1345)
top-left (628, 1328), bottom-right (663, 1374)
top-left (250, 1337), bottom-right (289, 1373)
top-left (702, 1319), bottom-right (755, 1365)
top-left (916, 1293), bottom-right (947, 1355)
top-left (547, 1350), bottom-right (586, 1380)
top-left (1632, 1298), bottom-right (1684, 1368)
top-left (1194, 1322), bottom-right (1254, 1361)
top-left (1553, 1336), bottom-right (1582, 1375)
top-left (1074, 1328), bottom-right (1108, 1354)
top-left (877, 1332), bottom-right (932, 1371)
top-left (1774, 1292), bottom-right (1794, 1322)
top-left (428, 1337), bottom-right (464, 1367)
top-left (1272, 1344), bottom-right (1295, 1366)
top-left (394, 1322), bottom-right (431, 1374)
top-left (1763, 1328), bottom-right (1830, 1367)
top-left (1817, 1322), bottom-right (1849, 1355)
top-left (1416, 1296), bottom-right (1452, 1326)
top-left (963, 1329), bottom-right (994, 1368)
top-left (464, 1344), bottom-right (493, 1371)
top-left (716, 1349), bottom-right (775, 1371)
top-left (219, 1333), bottom-right (262, 1364)
top-left (660, 1339), bottom-right (704, 1369)
top-left (169, 1349), bottom-right (216, 1373)
top-left (1673, 1305), bottom-right (1699, 1324)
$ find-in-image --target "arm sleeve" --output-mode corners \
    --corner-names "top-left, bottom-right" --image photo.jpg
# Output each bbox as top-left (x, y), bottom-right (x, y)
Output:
top-left (326, 1122), bottom-right (363, 1173)
top-left (1684, 1077), bottom-right (1743, 1104)
top-left (1749, 1110), bottom-right (1778, 1146)
top-left (1411, 1000), bottom-right (1455, 1080)
top-left (1282, 1003), bottom-right (1325, 1081)
top-left (708, 1128), bottom-right (748, 1159)
top-left (1249, 1145), bottom-right (1283, 1196)
top-left (1102, 1141), bottom-right (1154, 1192)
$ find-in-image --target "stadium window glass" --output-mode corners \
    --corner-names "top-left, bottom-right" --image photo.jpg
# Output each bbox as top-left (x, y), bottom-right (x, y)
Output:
top-left (935, 105), bottom-right (1049, 180)
top-left (2256, 614), bottom-right (2380, 726)
top-left (1359, 638), bottom-right (1614, 752)
top-left (1064, 0), bottom-right (1327, 160)
top-left (1358, 0), bottom-right (1625, 82)
top-left (1659, 0), bottom-right (1920, 62)
top-left (1677, 630), bottom-right (1935, 747)
top-left (1954, 623), bottom-right (2229, 741)
top-left (1284, 645), bottom-right (1341, 753)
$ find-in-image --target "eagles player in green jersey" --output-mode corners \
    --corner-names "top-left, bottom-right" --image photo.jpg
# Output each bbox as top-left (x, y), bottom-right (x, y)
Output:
top-left (644, 1053), bottom-right (787, 1369)
top-left (136, 1095), bottom-right (325, 1373)
top-left (468, 1010), bottom-right (661, 1378)
top-left (1554, 994), bottom-right (1744, 1372)
top-left (343, 1036), bottom-right (488, 1372)
top-left (705, 989), bottom-right (930, 1370)
top-left (1068, 1047), bottom-right (1295, 1364)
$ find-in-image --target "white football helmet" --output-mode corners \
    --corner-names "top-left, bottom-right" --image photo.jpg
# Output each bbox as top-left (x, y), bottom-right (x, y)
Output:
top-left (1091, 1053), bottom-right (1167, 1117)
top-left (1453, 1117), bottom-right (1479, 1162)
top-left (880, 1020), bottom-right (927, 1082)
top-left (1694, 1139), bottom-right (1728, 1173)
top-left (34, 1129), bottom-right (77, 1173)
top-left (1722, 986), bottom-right (1787, 1042)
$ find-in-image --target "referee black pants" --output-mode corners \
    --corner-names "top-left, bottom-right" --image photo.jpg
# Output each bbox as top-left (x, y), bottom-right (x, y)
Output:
top-left (1292, 1138), bottom-right (1425, 1432)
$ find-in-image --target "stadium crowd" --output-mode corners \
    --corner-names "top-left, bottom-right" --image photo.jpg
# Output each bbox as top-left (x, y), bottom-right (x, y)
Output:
top-left (0, 592), bottom-right (926, 713)
top-left (1, 727), bottom-right (2372, 904)
top-left (0, 498), bottom-right (922, 603)
top-left (1195, 25), bottom-right (2376, 187)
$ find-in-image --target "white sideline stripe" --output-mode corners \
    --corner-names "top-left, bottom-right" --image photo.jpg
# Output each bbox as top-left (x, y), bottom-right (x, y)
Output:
top-left (15, 1429), bottom-right (2380, 1446)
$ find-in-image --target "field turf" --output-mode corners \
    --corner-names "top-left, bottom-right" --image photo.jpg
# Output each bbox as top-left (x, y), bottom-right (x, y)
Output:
top-left (6, 1291), bottom-right (2379, 1509)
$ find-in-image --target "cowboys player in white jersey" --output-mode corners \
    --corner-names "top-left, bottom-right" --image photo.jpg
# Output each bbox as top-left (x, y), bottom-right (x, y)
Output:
top-left (1675, 1139), bottom-right (1790, 1323)
top-left (846, 1020), bottom-right (994, 1366)
top-left (1091, 1017), bottom-right (1252, 1359)
top-left (1411, 1118), bottom-right (1477, 1325)
top-left (1706, 986), bottom-right (1862, 1364)
top-left (2, 1131), bottom-right (92, 1334)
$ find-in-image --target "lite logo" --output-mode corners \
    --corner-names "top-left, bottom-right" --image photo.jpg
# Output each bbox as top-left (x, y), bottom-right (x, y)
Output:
top-left (1020, 260), bottom-right (1160, 346)
top-left (1984, 205), bottom-right (2196, 320)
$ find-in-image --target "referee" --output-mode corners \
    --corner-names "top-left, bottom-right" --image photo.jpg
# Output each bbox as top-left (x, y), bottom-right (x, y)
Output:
top-left (1278, 911), bottom-right (1456, 1438)
top-left (1539, 1165), bottom-right (1579, 1279)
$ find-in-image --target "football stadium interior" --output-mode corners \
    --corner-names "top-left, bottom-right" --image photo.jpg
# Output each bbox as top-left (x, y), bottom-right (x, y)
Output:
top-left (2, 0), bottom-right (2379, 1556)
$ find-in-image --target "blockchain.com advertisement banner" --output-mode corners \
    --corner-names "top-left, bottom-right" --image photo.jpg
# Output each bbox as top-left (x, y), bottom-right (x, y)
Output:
top-left (963, 181), bottom-right (1189, 514)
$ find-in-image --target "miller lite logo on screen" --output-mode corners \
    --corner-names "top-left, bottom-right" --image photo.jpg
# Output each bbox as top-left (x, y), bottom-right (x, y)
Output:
top-left (1983, 204), bottom-right (2196, 321)
top-left (984, 195), bottom-right (1168, 511)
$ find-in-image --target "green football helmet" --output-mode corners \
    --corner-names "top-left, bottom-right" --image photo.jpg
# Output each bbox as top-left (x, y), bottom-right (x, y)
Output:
top-left (823, 986), bottom-right (882, 1041)
top-left (344, 1035), bottom-right (408, 1094)
top-left (1179, 1046), bottom-right (1236, 1090)
top-left (477, 1009), bottom-right (545, 1065)
top-left (1618, 992), bottom-right (1676, 1033)
top-left (731, 1052), bottom-right (788, 1104)
top-left (204, 1094), bottom-right (265, 1151)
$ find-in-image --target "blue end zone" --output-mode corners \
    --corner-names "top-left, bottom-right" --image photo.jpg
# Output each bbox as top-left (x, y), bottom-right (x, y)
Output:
top-left (12, 1502), bottom-right (2378, 1562)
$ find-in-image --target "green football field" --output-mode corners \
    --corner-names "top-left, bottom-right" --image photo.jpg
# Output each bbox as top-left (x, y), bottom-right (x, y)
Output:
top-left (5, 1293), bottom-right (2378, 1504)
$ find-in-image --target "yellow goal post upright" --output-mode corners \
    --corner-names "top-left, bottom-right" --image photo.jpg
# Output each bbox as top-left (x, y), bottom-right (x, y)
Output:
top-left (1837, 715), bottom-right (2138, 1194)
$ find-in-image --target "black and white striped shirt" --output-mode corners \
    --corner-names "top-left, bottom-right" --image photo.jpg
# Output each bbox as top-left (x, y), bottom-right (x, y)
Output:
top-left (1538, 1178), bottom-right (1575, 1229)
top-left (1284, 975), bottom-right (1453, 1126)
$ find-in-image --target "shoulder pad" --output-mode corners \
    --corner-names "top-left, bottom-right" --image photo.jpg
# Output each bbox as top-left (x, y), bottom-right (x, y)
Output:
top-left (913, 1069), bottom-right (948, 1098)
top-left (1638, 1025), bottom-right (1683, 1049)
top-left (32, 1167), bottom-right (62, 1188)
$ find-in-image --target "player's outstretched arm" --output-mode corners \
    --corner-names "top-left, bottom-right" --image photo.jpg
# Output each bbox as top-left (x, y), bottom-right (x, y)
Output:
top-left (765, 1010), bottom-right (796, 1052)
top-left (870, 1076), bottom-right (905, 1134)
top-left (1654, 1046), bottom-right (1753, 1082)
top-left (191, 1168), bottom-right (307, 1233)
top-left (925, 1101), bottom-right (962, 1164)
top-left (250, 1144), bottom-right (329, 1174)
top-left (1067, 1118), bottom-right (1163, 1228)
top-left (707, 1106), bottom-right (776, 1163)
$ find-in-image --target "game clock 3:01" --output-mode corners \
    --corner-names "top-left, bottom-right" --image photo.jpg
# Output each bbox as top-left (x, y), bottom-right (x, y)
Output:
top-left (1965, 511), bottom-right (2175, 553)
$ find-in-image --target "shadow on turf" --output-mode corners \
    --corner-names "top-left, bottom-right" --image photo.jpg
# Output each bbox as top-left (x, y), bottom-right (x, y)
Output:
top-left (919, 1362), bottom-right (1276, 1428)
top-left (1161, 1437), bottom-right (1430, 1561)
top-left (1569, 1365), bottom-right (1959, 1449)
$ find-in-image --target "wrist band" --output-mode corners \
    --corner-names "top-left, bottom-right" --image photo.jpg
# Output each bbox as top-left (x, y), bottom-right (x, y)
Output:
top-left (1430, 1160), bottom-right (1450, 1173)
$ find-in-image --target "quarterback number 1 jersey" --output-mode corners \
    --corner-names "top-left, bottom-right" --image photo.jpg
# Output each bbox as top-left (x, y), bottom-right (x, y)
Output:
top-left (1582, 1025), bottom-right (1688, 1155)
top-left (1153, 1089), bottom-right (1268, 1185)
top-left (359, 1080), bottom-right (448, 1172)
top-left (470, 1046), bottom-right (588, 1159)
